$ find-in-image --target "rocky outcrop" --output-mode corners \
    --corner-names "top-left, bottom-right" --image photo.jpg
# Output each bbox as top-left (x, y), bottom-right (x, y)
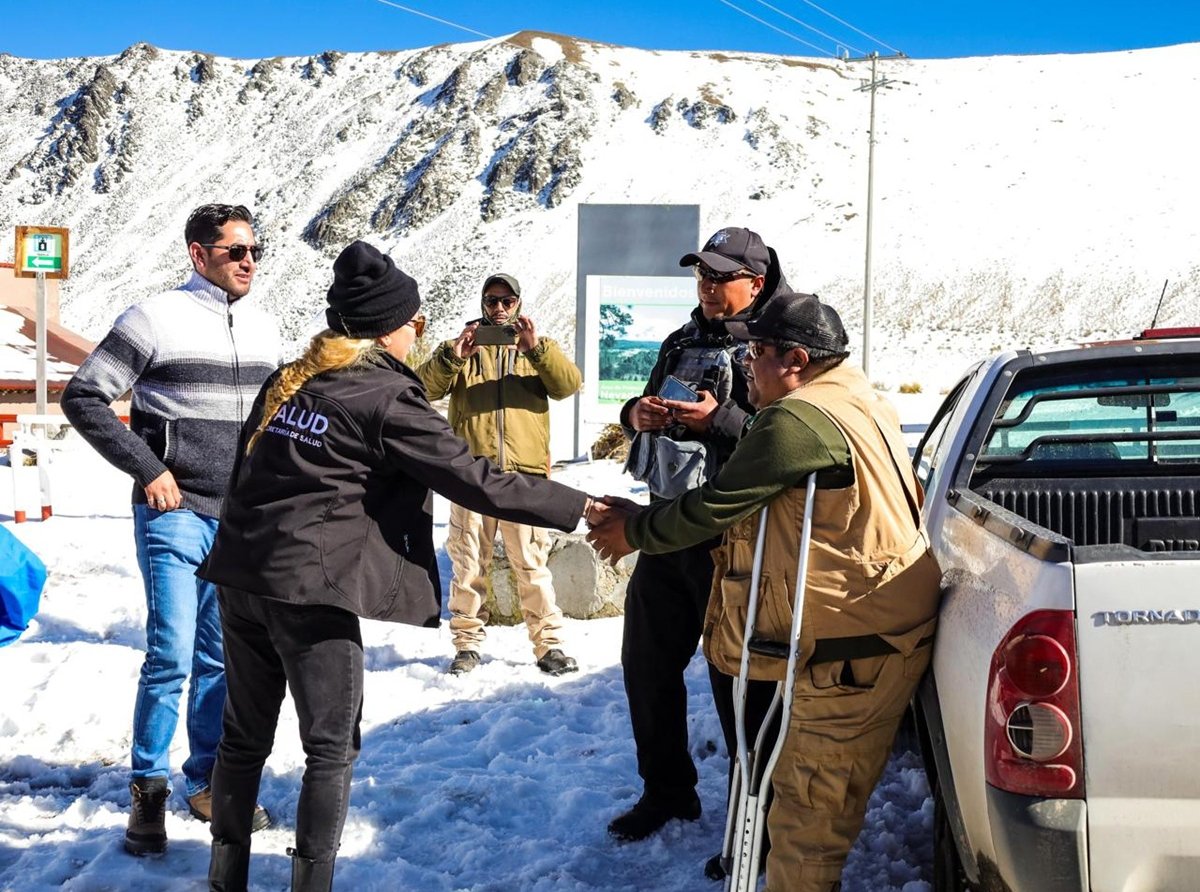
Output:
top-left (506, 48), bottom-right (545, 86)
top-left (649, 96), bottom-right (674, 132)
top-left (612, 81), bottom-right (638, 109)
top-left (6, 62), bottom-right (117, 198)
top-left (304, 43), bottom-right (596, 244)
top-left (238, 57), bottom-right (284, 104)
top-left (677, 93), bottom-right (737, 128)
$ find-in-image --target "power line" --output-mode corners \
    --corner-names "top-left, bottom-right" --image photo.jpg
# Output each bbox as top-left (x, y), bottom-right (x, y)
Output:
top-left (715, 0), bottom-right (839, 57)
top-left (749, 0), bottom-right (866, 56)
top-left (789, 0), bottom-right (902, 56)
top-left (374, 0), bottom-right (495, 41)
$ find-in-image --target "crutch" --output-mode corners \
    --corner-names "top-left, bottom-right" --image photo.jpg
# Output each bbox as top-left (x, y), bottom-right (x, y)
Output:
top-left (721, 472), bottom-right (818, 892)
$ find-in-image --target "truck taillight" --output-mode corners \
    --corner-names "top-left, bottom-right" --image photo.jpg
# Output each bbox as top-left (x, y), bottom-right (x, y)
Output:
top-left (985, 610), bottom-right (1085, 798)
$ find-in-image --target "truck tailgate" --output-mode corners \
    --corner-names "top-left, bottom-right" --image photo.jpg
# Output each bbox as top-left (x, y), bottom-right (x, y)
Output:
top-left (1075, 558), bottom-right (1200, 892)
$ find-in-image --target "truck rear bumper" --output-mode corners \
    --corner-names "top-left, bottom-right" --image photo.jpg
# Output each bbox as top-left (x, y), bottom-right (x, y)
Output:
top-left (986, 787), bottom-right (1089, 891)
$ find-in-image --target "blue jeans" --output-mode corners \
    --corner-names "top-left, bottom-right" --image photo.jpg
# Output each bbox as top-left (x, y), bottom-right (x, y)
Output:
top-left (131, 505), bottom-right (224, 797)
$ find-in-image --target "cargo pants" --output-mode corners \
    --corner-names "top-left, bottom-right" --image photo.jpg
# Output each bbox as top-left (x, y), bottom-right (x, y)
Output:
top-left (764, 645), bottom-right (932, 892)
top-left (446, 502), bottom-right (565, 659)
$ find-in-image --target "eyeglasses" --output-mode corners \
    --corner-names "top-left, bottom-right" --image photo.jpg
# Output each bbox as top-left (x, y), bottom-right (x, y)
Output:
top-left (693, 265), bottom-right (755, 284)
top-left (200, 243), bottom-right (264, 262)
top-left (404, 314), bottom-right (427, 338)
top-left (483, 295), bottom-right (518, 309)
top-left (746, 341), bottom-right (772, 360)
top-left (746, 340), bottom-right (802, 360)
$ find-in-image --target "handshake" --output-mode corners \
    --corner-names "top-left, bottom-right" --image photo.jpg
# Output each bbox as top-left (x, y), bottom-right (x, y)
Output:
top-left (582, 495), bottom-right (643, 565)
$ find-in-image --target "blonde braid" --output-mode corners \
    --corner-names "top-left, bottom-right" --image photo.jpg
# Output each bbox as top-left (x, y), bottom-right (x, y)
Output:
top-left (246, 330), bottom-right (380, 454)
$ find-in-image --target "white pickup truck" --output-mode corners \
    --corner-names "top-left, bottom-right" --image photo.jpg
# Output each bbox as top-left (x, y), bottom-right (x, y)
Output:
top-left (910, 328), bottom-right (1200, 892)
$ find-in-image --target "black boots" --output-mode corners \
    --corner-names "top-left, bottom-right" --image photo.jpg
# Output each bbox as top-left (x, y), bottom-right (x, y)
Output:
top-left (125, 777), bottom-right (169, 855)
top-left (607, 790), bottom-right (702, 841)
top-left (289, 848), bottom-right (336, 892)
top-left (536, 648), bottom-right (578, 676)
top-left (208, 839), bottom-right (250, 891)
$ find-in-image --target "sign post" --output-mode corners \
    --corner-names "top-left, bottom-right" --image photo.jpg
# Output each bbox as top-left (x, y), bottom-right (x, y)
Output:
top-left (13, 226), bottom-right (70, 415)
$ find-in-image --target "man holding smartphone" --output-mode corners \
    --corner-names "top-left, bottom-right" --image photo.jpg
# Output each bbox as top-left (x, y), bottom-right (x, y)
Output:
top-left (417, 273), bottom-right (583, 676)
top-left (608, 227), bottom-right (791, 846)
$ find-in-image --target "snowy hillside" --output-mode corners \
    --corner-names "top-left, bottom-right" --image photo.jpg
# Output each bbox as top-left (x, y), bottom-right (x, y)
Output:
top-left (2, 34), bottom-right (1198, 392)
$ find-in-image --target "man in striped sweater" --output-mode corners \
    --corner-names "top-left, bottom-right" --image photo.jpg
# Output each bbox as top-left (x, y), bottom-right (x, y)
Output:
top-left (62, 204), bottom-right (282, 856)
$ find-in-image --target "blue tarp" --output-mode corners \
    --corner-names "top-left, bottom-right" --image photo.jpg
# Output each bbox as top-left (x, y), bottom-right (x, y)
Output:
top-left (0, 526), bottom-right (47, 646)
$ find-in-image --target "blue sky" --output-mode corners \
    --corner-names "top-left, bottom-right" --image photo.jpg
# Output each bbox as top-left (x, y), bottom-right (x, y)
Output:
top-left (3, 0), bottom-right (1199, 61)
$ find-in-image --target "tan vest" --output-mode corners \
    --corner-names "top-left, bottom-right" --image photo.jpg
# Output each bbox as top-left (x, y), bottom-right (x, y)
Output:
top-left (703, 364), bottom-right (942, 680)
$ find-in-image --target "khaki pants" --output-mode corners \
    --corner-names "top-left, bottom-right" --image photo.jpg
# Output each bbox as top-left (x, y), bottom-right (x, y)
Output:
top-left (764, 646), bottom-right (931, 892)
top-left (446, 502), bottom-right (564, 659)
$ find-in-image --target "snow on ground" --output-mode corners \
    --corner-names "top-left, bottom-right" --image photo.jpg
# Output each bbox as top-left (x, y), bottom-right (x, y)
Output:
top-left (0, 414), bottom-right (936, 892)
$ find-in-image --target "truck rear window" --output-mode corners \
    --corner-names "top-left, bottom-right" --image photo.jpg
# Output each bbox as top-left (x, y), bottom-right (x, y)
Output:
top-left (978, 362), bottom-right (1200, 468)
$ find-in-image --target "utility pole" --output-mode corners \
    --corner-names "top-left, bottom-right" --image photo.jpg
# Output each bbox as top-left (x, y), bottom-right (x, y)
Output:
top-left (852, 52), bottom-right (904, 378)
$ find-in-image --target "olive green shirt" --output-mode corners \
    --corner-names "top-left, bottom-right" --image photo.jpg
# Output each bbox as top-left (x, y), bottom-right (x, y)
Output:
top-left (626, 399), bottom-right (853, 554)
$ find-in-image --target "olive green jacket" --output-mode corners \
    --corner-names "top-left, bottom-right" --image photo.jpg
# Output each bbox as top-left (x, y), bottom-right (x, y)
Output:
top-left (416, 337), bottom-right (581, 477)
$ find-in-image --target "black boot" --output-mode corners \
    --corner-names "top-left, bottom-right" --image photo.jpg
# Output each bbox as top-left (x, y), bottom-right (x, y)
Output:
top-left (703, 852), bottom-right (728, 881)
top-left (288, 847), bottom-right (336, 892)
top-left (124, 777), bottom-right (169, 855)
top-left (208, 838), bottom-right (250, 892)
top-left (607, 790), bottom-right (701, 841)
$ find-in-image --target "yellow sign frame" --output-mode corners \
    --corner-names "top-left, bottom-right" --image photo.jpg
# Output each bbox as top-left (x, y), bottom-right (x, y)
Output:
top-left (14, 226), bottom-right (70, 280)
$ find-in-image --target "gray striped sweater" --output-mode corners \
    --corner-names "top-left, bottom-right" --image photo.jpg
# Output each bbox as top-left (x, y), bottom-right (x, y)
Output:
top-left (62, 272), bottom-right (282, 518)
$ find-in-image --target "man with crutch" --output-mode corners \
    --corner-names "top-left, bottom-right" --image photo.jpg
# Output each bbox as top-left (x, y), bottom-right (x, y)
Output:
top-left (588, 291), bottom-right (941, 891)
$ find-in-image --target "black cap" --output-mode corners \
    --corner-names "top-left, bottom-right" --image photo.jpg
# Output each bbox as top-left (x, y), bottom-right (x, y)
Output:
top-left (679, 227), bottom-right (770, 276)
top-left (325, 241), bottom-right (421, 339)
top-left (725, 291), bottom-right (850, 356)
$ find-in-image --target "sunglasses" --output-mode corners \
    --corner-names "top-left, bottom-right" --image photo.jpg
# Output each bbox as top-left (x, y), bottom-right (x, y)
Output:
top-left (200, 243), bottom-right (264, 262)
top-left (404, 314), bottom-right (427, 338)
top-left (483, 295), bottom-right (519, 309)
top-left (693, 265), bottom-right (756, 284)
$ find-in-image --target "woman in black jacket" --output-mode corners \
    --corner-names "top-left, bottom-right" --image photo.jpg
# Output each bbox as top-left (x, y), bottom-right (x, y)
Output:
top-left (199, 241), bottom-right (602, 892)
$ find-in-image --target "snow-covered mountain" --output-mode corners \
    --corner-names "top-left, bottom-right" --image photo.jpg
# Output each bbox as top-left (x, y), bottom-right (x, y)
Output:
top-left (2, 33), bottom-right (1197, 388)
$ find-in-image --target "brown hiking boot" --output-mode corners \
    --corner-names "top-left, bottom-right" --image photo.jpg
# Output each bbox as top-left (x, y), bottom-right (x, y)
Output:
top-left (125, 777), bottom-right (169, 855)
top-left (188, 788), bottom-right (272, 833)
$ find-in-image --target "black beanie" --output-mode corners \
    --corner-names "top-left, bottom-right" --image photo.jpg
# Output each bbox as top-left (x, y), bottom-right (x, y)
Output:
top-left (325, 241), bottom-right (421, 339)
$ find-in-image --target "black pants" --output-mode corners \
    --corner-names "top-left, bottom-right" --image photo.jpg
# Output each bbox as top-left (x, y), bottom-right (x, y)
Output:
top-left (210, 586), bottom-right (364, 862)
top-left (620, 542), bottom-right (720, 804)
top-left (709, 665), bottom-right (780, 858)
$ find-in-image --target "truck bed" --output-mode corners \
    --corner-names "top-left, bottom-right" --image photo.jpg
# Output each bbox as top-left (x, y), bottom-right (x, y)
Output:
top-left (974, 474), bottom-right (1200, 551)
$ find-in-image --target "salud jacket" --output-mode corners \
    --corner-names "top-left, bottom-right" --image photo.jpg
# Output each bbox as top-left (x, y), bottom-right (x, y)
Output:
top-left (198, 353), bottom-right (587, 627)
top-left (417, 332), bottom-right (581, 477)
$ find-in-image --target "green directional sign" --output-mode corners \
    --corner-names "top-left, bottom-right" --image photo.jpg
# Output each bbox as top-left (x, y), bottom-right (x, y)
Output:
top-left (13, 226), bottom-right (70, 279)
top-left (27, 254), bottom-right (62, 271)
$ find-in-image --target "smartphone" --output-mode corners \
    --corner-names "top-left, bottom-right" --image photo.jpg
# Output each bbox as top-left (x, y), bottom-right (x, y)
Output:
top-left (473, 324), bottom-right (518, 346)
top-left (658, 375), bottom-right (701, 403)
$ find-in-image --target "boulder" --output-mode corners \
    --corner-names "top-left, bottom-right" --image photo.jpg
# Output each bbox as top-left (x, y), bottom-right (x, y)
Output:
top-left (482, 531), bottom-right (636, 623)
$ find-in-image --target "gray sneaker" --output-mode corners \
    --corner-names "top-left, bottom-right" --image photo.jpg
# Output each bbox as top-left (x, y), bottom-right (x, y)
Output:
top-left (536, 649), bottom-right (578, 676)
top-left (125, 777), bottom-right (169, 856)
top-left (448, 650), bottom-right (481, 675)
